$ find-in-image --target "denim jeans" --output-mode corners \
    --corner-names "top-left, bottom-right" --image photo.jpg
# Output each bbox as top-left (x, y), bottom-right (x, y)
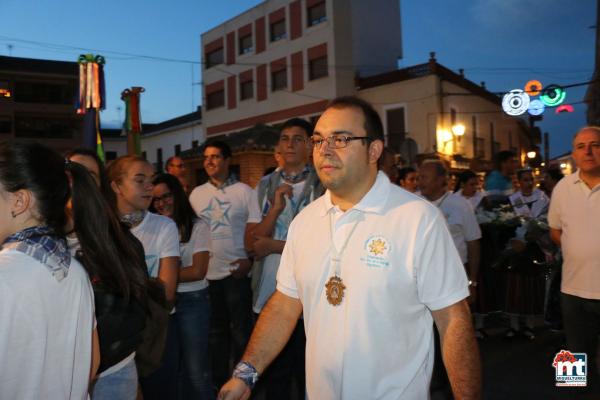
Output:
top-left (92, 357), bottom-right (138, 400)
top-left (208, 276), bottom-right (254, 388)
top-left (176, 288), bottom-right (214, 400)
top-left (140, 315), bottom-right (180, 400)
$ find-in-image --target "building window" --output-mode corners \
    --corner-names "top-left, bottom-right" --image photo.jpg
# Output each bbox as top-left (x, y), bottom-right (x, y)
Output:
top-left (206, 90), bottom-right (225, 110)
top-left (450, 108), bottom-right (457, 126)
top-left (239, 34), bottom-right (253, 55)
top-left (240, 80), bottom-right (254, 100)
top-left (192, 140), bottom-right (199, 148)
top-left (14, 80), bottom-right (75, 104)
top-left (175, 144), bottom-right (181, 155)
top-left (270, 19), bottom-right (286, 42)
top-left (157, 148), bottom-right (163, 168)
top-left (105, 151), bottom-right (117, 161)
top-left (0, 116), bottom-right (11, 134)
top-left (309, 56), bottom-right (328, 80)
top-left (0, 81), bottom-right (12, 99)
top-left (307, 1), bottom-right (326, 27)
top-left (386, 107), bottom-right (406, 153)
top-left (142, 151), bottom-right (147, 160)
top-left (271, 69), bottom-right (287, 91)
top-left (14, 114), bottom-right (77, 139)
top-left (206, 47), bottom-right (224, 68)
top-left (493, 141), bottom-right (501, 155)
top-left (475, 138), bottom-right (485, 158)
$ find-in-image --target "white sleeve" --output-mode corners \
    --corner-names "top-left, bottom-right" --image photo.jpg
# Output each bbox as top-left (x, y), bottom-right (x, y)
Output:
top-left (192, 219), bottom-right (211, 253)
top-left (416, 214), bottom-right (469, 311)
top-left (188, 187), bottom-right (203, 217)
top-left (248, 187), bottom-right (262, 223)
top-left (159, 219), bottom-right (181, 259)
top-left (462, 201), bottom-right (482, 242)
top-left (276, 221), bottom-right (299, 299)
top-left (548, 187), bottom-right (562, 229)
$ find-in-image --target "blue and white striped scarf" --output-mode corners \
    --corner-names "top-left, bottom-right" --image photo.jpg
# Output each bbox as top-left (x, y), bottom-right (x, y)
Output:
top-left (2, 226), bottom-right (71, 281)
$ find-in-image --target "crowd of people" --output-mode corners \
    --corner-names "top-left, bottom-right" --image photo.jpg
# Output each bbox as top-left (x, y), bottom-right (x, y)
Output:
top-left (0, 96), bottom-right (598, 400)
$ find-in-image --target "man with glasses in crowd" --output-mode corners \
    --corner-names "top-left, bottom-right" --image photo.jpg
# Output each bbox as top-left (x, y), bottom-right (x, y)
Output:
top-left (165, 155), bottom-right (190, 193)
top-left (246, 118), bottom-right (323, 399)
top-left (219, 97), bottom-right (481, 400)
top-left (189, 141), bottom-right (261, 390)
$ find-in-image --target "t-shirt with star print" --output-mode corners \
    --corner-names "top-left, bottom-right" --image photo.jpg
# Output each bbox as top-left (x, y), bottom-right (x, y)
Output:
top-left (189, 181), bottom-right (261, 280)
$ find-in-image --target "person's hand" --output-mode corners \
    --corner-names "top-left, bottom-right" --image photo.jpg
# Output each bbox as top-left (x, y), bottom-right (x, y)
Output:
top-left (218, 378), bottom-right (251, 400)
top-left (272, 183), bottom-right (293, 212)
top-left (252, 236), bottom-right (275, 260)
top-left (230, 258), bottom-right (252, 279)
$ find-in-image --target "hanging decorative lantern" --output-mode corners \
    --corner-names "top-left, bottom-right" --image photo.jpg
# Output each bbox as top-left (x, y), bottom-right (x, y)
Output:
top-left (524, 80), bottom-right (543, 96)
top-left (502, 89), bottom-right (530, 116)
top-left (540, 84), bottom-right (566, 107)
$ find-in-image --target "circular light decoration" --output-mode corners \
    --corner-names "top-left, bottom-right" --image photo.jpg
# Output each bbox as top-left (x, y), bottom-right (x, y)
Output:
top-left (555, 104), bottom-right (574, 114)
top-left (524, 80), bottom-right (543, 96)
top-left (540, 84), bottom-right (566, 107)
top-left (528, 99), bottom-right (545, 116)
top-left (502, 89), bottom-right (530, 116)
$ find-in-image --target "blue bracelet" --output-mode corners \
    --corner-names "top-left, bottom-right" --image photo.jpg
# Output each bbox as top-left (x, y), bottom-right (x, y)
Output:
top-left (232, 361), bottom-right (259, 389)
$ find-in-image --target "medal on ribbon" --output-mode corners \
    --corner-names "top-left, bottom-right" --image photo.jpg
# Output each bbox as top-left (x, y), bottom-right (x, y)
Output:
top-left (325, 275), bottom-right (346, 306)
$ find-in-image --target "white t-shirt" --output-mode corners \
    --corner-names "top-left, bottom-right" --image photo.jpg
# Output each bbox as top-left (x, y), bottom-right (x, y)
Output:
top-left (276, 172), bottom-right (469, 400)
top-left (178, 219), bottom-right (211, 292)
top-left (130, 212), bottom-right (180, 279)
top-left (252, 180), bottom-right (309, 313)
top-left (548, 170), bottom-right (600, 299)
top-left (189, 181), bottom-right (261, 280)
top-left (456, 189), bottom-right (485, 210)
top-left (433, 192), bottom-right (482, 264)
top-left (0, 249), bottom-right (95, 400)
top-left (509, 188), bottom-right (549, 218)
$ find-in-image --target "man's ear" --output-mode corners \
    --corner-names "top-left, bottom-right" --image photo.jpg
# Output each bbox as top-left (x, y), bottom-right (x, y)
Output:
top-left (368, 139), bottom-right (384, 165)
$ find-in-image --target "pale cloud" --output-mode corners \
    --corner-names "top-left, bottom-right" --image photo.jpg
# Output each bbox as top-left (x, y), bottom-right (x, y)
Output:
top-left (470, 0), bottom-right (553, 29)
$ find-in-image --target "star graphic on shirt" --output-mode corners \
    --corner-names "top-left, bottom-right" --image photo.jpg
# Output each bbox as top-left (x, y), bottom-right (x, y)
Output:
top-left (368, 239), bottom-right (387, 256)
top-left (201, 197), bottom-right (232, 231)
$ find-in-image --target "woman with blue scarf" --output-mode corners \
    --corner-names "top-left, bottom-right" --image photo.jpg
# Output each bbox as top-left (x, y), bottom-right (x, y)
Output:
top-left (0, 142), bottom-right (97, 399)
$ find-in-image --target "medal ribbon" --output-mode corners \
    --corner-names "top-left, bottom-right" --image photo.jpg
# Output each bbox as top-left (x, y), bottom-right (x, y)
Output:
top-left (329, 211), bottom-right (362, 278)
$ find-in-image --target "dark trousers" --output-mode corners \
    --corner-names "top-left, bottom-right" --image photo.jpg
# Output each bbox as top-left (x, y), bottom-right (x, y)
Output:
top-left (140, 315), bottom-right (180, 400)
top-left (255, 317), bottom-right (306, 400)
top-left (561, 293), bottom-right (600, 388)
top-left (208, 276), bottom-right (254, 389)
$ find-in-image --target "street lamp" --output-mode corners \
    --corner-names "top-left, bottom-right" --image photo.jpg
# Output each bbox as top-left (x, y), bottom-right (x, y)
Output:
top-left (527, 150), bottom-right (536, 159)
top-left (451, 124), bottom-right (466, 137)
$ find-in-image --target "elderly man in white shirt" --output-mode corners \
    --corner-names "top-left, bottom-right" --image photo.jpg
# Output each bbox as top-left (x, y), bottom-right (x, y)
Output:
top-left (549, 126), bottom-right (600, 389)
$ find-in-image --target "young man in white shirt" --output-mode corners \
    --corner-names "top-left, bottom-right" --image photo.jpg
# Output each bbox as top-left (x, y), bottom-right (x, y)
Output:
top-left (246, 118), bottom-right (323, 399)
top-left (189, 141), bottom-right (261, 389)
top-left (549, 126), bottom-right (600, 389)
top-left (219, 97), bottom-right (481, 400)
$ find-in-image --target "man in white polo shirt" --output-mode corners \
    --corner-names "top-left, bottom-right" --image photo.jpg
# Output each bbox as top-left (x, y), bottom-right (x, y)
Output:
top-left (219, 97), bottom-right (481, 400)
top-left (549, 126), bottom-right (600, 388)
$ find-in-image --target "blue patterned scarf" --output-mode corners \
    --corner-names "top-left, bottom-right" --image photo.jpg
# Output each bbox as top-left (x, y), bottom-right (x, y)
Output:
top-left (280, 166), bottom-right (310, 184)
top-left (2, 226), bottom-right (71, 281)
top-left (210, 173), bottom-right (239, 192)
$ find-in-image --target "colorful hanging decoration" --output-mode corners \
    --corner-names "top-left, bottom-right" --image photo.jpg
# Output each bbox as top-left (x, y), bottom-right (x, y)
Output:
top-left (524, 80), bottom-right (543, 96)
top-left (540, 84), bottom-right (566, 107)
top-left (121, 87), bottom-right (145, 155)
top-left (528, 99), bottom-right (545, 116)
top-left (76, 54), bottom-right (106, 162)
top-left (556, 104), bottom-right (574, 114)
top-left (502, 89), bottom-right (530, 116)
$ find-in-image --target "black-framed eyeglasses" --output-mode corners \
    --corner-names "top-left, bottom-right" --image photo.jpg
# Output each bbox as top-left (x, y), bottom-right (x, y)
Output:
top-left (310, 135), bottom-right (371, 149)
top-left (152, 192), bottom-right (173, 204)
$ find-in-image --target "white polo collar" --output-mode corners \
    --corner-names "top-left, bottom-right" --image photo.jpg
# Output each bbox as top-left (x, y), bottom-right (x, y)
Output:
top-left (320, 171), bottom-right (391, 217)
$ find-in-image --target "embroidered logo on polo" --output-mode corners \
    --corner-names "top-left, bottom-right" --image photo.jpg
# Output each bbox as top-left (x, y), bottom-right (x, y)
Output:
top-left (361, 235), bottom-right (391, 268)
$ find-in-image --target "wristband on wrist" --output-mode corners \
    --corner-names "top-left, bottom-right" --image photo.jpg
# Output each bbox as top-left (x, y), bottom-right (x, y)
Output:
top-left (232, 361), bottom-right (259, 389)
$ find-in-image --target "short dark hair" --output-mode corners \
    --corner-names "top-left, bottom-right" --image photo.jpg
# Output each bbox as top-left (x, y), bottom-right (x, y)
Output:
top-left (493, 150), bottom-right (515, 170)
top-left (165, 155), bottom-right (182, 168)
top-left (398, 166), bottom-right (416, 181)
top-left (421, 160), bottom-right (448, 178)
top-left (516, 168), bottom-right (533, 180)
top-left (280, 118), bottom-right (313, 137)
top-left (204, 140), bottom-right (232, 159)
top-left (327, 96), bottom-right (384, 142)
top-left (454, 169), bottom-right (477, 192)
